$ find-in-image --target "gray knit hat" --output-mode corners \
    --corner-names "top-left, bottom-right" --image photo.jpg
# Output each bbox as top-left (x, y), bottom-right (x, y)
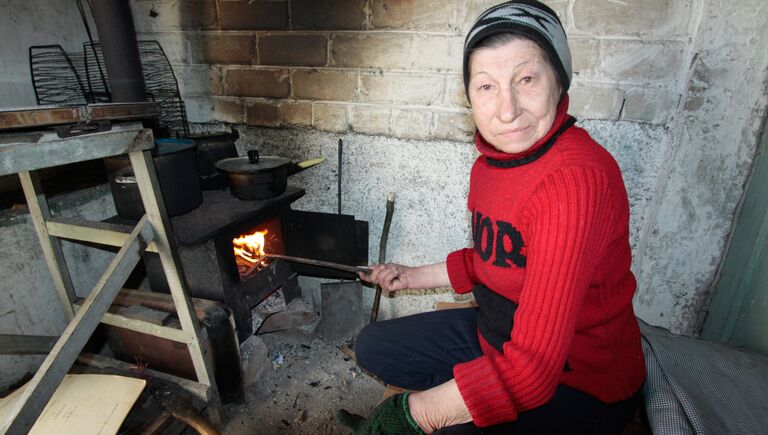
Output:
top-left (463, 0), bottom-right (572, 97)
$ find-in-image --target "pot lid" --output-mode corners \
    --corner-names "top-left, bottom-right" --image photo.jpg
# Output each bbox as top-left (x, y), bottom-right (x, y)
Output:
top-left (215, 150), bottom-right (291, 174)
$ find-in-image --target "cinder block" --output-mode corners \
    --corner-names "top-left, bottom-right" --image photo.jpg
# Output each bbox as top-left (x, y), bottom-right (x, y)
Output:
top-left (371, 0), bottom-right (461, 31)
top-left (393, 109), bottom-right (433, 140)
top-left (331, 33), bottom-right (413, 69)
top-left (446, 74), bottom-right (470, 108)
top-left (184, 97), bottom-right (214, 123)
top-left (599, 40), bottom-right (686, 82)
top-left (572, 0), bottom-right (691, 37)
top-left (360, 72), bottom-right (443, 105)
top-left (212, 97), bottom-right (245, 123)
top-left (433, 111), bottom-right (475, 141)
top-left (132, 0), bottom-right (217, 32)
top-left (413, 36), bottom-right (463, 71)
top-left (291, 0), bottom-right (366, 30)
top-left (313, 103), bottom-right (348, 132)
top-left (622, 86), bottom-right (679, 124)
top-left (569, 38), bottom-right (598, 79)
top-left (190, 33), bottom-right (254, 65)
top-left (245, 100), bottom-right (280, 126)
top-left (332, 33), bottom-right (461, 71)
top-left (175, 65), bottom-right (222, 96)
top-left (219, 0), bottom-right (289, 30)
top-left (568, 83), bottom-right (624, 121)
top-left (278, 101), bottom-right (313, 126)
top-left (223, 68), bottom-right (290, 98)
top-left (259, 34), bottom-right (327, 66)
top-left (292, 69), bottom-right (358, 101)
top-left (350, 105), bottom-right (391, 135)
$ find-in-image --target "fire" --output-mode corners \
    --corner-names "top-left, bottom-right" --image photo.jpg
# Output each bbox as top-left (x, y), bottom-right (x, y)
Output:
top-left (233, 229), bottom-right (268, 264)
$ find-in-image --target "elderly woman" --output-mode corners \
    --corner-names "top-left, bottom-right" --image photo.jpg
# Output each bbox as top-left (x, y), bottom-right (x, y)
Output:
top-left (342, 1), bottom-right (646, 434)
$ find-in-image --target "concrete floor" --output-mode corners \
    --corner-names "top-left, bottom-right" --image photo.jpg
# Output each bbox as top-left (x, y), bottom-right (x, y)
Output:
top-left (223, 331), bottom-right (384, 434)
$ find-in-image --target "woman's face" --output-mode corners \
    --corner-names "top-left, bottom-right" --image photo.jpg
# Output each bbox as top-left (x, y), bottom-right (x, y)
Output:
top-left (468, 38), bottom-right (561, 154)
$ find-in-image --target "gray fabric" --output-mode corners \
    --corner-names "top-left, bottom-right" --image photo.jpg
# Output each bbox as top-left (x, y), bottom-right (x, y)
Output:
top-left (640, 320), bottom-right (768, 434)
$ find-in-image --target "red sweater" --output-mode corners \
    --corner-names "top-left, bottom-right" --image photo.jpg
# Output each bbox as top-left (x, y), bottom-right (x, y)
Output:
top-left (447, 97), bottom-right (646, 427)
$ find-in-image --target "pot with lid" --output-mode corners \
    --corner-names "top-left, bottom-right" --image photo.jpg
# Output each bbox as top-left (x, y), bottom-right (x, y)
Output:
top-left (109, 138), bottom-right (203, 220)
top-left (215, 150), bottom-right (324, 200)
top-left (188, 128), bottom-right (239, 190)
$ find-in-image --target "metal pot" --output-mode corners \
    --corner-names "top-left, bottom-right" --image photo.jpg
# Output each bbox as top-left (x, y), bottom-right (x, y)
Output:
top-left (109, 138), bottom-right (203, 219)
top-left (215, 150), bottom-right (324, 200)
top-left (188, 128), bottom-right (239, 190)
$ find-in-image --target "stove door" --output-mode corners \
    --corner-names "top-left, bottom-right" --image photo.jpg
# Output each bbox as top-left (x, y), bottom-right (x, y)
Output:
top-left (283, 210), bottom-right (368, 279)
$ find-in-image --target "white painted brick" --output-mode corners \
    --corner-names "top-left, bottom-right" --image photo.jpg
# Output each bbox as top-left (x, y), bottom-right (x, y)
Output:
top-left (599, 40), bottom-right (687, 83)
top-left (572, 0), bottom-right (693, 38)
top-left (446, 74), bottom-right (470, 108)
top-left (360, 72), bottom-right (443, 105)
top-left (433, 111), bottom-right (475, 141)
top-left (371, 0), bottom-right (461, 32)
top-left (568, 83), bottom-right (624, 121)
top-left (313, 103), bottom-right (348, 133)
top-left (350, 105), bottom-right (391, 135)
top-left (393, 109), bottom-right (433, 140)
top-left (622, 86), bottom-right (680, 124)
top-left (182, 96), bottom-right (214, 123)
top-left (175, 65), bottom-right (222, 96)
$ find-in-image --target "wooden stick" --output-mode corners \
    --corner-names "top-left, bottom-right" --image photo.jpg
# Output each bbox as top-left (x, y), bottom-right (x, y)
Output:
top-left (371, 193), bottom-right (395, 323)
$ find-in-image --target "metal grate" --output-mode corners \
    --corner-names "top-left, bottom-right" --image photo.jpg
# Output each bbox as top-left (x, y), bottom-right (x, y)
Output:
top-left (29, 45), bottom-right (89, 106)
top-left (29, 40), bottom-right (188, 138)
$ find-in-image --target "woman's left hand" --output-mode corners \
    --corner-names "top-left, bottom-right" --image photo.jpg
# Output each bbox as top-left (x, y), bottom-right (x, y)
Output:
top-left (408, 379), bottom-right (473, 433)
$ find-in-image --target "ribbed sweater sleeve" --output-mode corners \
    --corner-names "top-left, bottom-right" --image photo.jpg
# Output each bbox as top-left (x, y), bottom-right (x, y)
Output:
top-left (452, 165), bottom-right (617, 426)
top-left (446, 249), bottom-right (477, 294)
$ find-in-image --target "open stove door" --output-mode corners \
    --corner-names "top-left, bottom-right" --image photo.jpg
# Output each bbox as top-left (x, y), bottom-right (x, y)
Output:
top-left (283, 210), bottom-right (368, 280)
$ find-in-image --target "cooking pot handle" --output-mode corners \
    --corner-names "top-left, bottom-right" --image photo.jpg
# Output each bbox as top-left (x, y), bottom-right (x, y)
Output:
top-left (288, 157), bottom-right (325, 176)
top-left (247, 150), bottom-right (259, 164)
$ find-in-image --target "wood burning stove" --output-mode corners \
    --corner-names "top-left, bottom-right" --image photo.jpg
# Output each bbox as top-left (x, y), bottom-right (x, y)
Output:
top-left (136, 186), bottom-right (368, 342)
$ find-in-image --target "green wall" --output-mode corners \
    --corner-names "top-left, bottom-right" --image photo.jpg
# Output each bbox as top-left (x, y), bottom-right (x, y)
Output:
top-left (702, 117), bottom-right (768, 355)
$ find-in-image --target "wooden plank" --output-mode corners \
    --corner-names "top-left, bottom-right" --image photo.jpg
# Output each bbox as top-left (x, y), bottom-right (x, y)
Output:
top-left (435, 301), bottom-right (478, 310)
top-left (76, 353), bottom-right (211, 403)
top-left (0, 335), bottom-right (57, 355)
top-left (0, 123), bottom-right (153, 176)
top-left (47, 216), bottom-right (159, 253)
top-left (18, 171), bottom-right (76, 321)
top-left (129, 150), bottom-right (224, 425)
top-left (0, 217), bottom-right (152, 435)
top-left (72, 301), bottom-right (187, 343)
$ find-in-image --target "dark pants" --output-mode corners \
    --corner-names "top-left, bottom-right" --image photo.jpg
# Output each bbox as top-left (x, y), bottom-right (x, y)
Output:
top-left (355, 308), bottom-right (641, 435)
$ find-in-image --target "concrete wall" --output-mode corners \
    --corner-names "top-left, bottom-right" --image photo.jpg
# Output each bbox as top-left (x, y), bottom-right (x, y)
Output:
top-left (0, 187), bottom-right (117, 391)
top-left (0, 0), bottom-right (89, 106)
top-left (1, 0), bottom-right (767, 389)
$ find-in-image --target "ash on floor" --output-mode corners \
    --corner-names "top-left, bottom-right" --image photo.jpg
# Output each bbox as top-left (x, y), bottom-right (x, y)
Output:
top-left (223, 332), bottom-right (385, 434)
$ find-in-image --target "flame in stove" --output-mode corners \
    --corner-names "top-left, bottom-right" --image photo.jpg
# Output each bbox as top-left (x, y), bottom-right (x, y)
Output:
top-left (233, 230), bottom-right (268, 264)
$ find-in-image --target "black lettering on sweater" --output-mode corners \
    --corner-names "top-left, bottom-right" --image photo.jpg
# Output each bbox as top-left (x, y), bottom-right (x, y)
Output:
top-left (472, 210), bottom-right (526, 268)
top-left (474, 211), bottom-right (494, 262)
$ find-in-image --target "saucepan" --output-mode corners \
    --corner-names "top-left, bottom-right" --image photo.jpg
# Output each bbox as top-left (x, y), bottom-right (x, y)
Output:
top-left (215, 150), bottom-right (324, 200)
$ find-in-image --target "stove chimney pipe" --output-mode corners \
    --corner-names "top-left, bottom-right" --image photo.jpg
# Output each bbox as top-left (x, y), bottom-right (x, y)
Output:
top-left (90, 0), bottom-right (146, 102)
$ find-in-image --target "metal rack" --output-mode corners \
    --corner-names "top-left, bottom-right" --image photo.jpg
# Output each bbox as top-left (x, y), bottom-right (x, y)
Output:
top-left (0, 122), bottom-right (221, 434)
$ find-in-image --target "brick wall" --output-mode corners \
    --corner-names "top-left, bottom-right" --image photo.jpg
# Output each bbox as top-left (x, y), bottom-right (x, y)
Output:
top-left (131, 0), bottom-right (699, 140)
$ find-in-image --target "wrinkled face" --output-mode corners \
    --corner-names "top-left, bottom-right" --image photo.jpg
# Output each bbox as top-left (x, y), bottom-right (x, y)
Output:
top-left (468, 38), bottom-right (561, 154)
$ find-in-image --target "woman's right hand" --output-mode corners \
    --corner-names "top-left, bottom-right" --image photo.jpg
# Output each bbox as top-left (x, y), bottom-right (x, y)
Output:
top-left (360, 263), bottom-right (412, 292)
